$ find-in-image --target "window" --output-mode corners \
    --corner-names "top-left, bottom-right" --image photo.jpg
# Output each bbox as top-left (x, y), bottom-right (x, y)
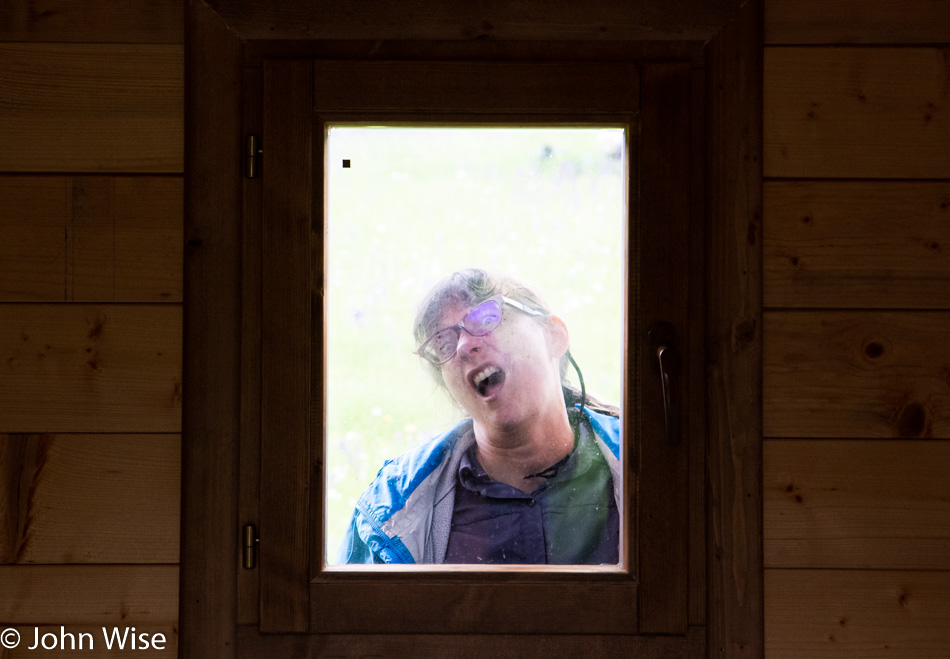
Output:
top-left (254, 58), bottom-right (690, 635)
top-left (184, 3), bottom-right (764, 655)
top-left (323, 126), bottom-right (627, 566)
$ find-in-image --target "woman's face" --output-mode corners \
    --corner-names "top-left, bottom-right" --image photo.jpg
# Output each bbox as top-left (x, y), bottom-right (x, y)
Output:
top-left (435, 300), bottom-right (568, 438)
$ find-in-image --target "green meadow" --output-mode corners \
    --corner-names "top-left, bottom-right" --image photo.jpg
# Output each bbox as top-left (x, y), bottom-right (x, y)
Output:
top-left (325, 127), bottom-right (627, 559)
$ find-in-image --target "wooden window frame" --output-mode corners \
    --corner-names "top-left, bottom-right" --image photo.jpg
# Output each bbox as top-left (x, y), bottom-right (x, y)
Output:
top-left (258, 57), bottom-right (687, 638)
top-left (182, 1), bottom-right (763, 657)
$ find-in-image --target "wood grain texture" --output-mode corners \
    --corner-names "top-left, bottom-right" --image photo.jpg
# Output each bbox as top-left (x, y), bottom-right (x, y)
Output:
top-left (313, 61), bottom-right (639, 113)
top-left (310, 580), bottom-right (637, 634)
top-left (242, 39), bottom-right (706, 68)
top-left (765, 439), bottom-right (950, 569)
top-left (307, 103), bottom-right (326, 592)
top-left (0, 177), bottom-right (65, 301)
top-left (764, 181), bottom-right (950, 309)
top-left (67, 179), bottom-right (114, 302)
top-left (766, 0), bottom-right (950, 44)
top-left (237, 67), bottom-right (262, 627)
top-left (704, 1), bottom-right (765, 656)
top-left (94, 178), bottom-right (182, 302)
top-left (765, 569), bottom-right (950, 657)
top-left (68, 177), bottom-right (183, 302)
top-left (238, 624), bottom-right (705, 659)
top-left (638, 61), bottom-right (690, 635)
top-left (0, 565), bottom-right (178, 623)
top-left (210, 0), bottom-right (744, 42)
top-left (763, 311), bottom-right (950, 439)
top-left (300, 57), bottom-right (645, 640)
top-left (765, 47), bottom-right (950, 179)
top-left (0, 434), bottom-right (180, 565)
top-left (0, 44), bottom-right (182, 173)
top-left (0, 0), bottom-right (183, 43)
top-left (259, 59), bottom-right (312, 634)
top-left (2, 625), bottom-right (177, 657)
top-left (179, 1), bottom-right (242, 657)
top-left (687, 65), bottom-right (706, 628)
top-left (0, 305), bottom-right (181, 433)
top-left (0, 177), bottom-right (182, 302)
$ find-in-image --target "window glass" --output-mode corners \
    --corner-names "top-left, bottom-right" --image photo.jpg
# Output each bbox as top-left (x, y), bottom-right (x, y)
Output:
top-left (325, 127), bottom-right (626, 565)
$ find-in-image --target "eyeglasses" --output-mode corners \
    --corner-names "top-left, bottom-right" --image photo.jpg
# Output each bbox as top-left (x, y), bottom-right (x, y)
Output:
top-left (415, 294), bottom-right (545, 366)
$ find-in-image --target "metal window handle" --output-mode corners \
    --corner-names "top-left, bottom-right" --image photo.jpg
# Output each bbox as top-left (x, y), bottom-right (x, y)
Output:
top-left (648, 324), bottom-right (680, 446)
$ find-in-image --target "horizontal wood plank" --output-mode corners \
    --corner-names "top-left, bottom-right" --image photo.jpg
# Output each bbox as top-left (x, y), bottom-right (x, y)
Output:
top-left (0, 44), bottom-right (183, 173)
top-left (313, 61), bottom-right (639, 113)
top-left (311, 580), bottom-right (637, 634)
top-left (764, 181), bottom-right (950, 309)
top-left (0, 176), bottom-right (183, 302)
top-left (72, 177), bottom-right (183, 302)
top-left (765, 48), bottom-right (950, 179)
top-left (763, 311), bottom-right (950, 438)
top-left (0, 305), bottom-right (181, 433)
top-left (765, 439), bottom-right (950, 569)
top-left (0, 565), bottom-right (177, 623)
top-left (239, 625), bottom-right (704, 658)
top-left (2, 625), bottom-right (177, 657)
top-left (0, 434), bottom-right (180, 564)
top-left (0, 0), bottom-right (183, 43)
top-left (213, 0), bottom-right (743, 42)
top-left (766, 0), bottom-right (950, 44)
top-left (766, 569), bottom-right (950, 657)
top-left (0, 177), bottom-right (65, 301)
top-left (241, 39), bottom-right (706, 68)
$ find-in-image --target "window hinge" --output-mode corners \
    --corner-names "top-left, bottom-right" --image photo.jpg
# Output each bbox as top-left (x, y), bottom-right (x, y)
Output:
top-left (242, 523), bottom-right (259, 569)
top-left (245, 135), bottom-right (262, 178)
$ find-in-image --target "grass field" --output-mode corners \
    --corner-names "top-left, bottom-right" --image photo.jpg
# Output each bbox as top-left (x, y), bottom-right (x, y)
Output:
top-left (325, 127), bottom-right (627, 560)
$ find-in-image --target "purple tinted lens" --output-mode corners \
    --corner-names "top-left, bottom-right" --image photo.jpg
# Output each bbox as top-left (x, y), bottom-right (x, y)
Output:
top-left (464, 299), bottom-right (503, 336)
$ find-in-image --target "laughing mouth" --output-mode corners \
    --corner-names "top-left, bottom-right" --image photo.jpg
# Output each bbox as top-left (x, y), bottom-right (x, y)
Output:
top-left (472, 365), bottom-right (505, 397)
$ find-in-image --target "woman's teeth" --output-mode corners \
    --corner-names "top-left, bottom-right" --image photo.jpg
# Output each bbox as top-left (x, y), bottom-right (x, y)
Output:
top-left (473, 365), bottom-right (501, 394)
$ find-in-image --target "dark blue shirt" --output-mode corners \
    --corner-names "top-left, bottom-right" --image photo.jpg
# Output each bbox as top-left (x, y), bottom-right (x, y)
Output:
top-left (444, 416), bottom-right (619, 564)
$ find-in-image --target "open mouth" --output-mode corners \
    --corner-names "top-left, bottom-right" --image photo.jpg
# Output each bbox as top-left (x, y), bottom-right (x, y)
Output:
top-left (472, 365), bottom-right (506, 397)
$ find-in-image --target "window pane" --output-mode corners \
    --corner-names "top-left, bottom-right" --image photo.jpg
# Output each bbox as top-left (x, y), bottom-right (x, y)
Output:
top-left (325, 127), bottom-right (626, 565)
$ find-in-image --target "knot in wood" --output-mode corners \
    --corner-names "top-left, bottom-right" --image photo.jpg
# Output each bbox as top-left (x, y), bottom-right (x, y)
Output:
top-left (894, 401), bottom-right (929, 438)
top-left (731, 318), bottom-right (756, 351)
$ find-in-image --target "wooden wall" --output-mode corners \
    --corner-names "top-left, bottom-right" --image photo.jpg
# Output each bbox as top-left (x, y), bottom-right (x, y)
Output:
top-left (1, 0), bottom-right (947, 657)
top-left (763, 2), bottom-right (950, 656)
top-left (0, 2), bottom-right (183, 656)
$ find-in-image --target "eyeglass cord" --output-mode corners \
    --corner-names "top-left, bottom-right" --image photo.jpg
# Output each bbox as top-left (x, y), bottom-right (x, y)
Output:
top-left (567, 350), bottom-right (586, 413)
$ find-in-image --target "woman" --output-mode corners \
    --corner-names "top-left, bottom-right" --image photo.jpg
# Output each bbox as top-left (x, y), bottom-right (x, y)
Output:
top-left (338, 269), bottom-right (621, 564)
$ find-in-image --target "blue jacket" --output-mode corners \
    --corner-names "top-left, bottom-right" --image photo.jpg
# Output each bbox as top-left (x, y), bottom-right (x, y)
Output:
top-left (337, 407), bottom-right (622, 564)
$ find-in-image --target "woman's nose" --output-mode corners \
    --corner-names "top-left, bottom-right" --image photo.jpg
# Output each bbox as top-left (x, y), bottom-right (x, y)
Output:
top-left (455, 328), bottom-right (485, 360)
